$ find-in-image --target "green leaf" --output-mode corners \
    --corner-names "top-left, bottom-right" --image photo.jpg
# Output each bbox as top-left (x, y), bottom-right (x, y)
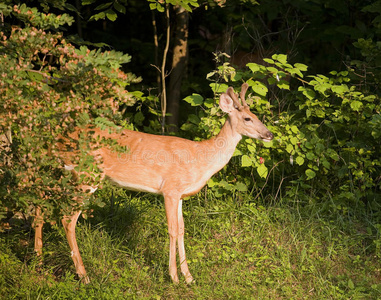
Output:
top-left (206, 71), bottom-right (217, 79)
top-left (290, 126), bottom-right (299, 134)
top-left (241, 155), bottom-right (252, 167)
top-left (208, 178), bottom-right (218, 187)
top-left (322, 158), bottom-right (331, 169)
top-left (266, 66), bottom-right (278, 73)
top-left (257, 164), bottom-right (268, 178)
top-left (327, 149), bottom-right (340, 161)
top-left (187, 114), bottom-right (200, 125)
top-left (247, 144), bottom-right (256, 153)
top-left (273, 54), bottom-right (288, 64)
top-left (95, 2), bottom-right (112, 10)
top-left (247, 63), bottom-right (261, 73)
top-left (291, 67), bottom-right (304, 78)
top-left (263, 58), bottom-right (274, 64)
top-left (180, 123), bottom-right (196, 132)
top-left (82, 0), bottom-right (96, 5)
top-left (304, 142), bottom-right (313, 149)
top-left (133, 111), bottom-right (144, 125)
top-left (286, 143), bottom-right (294, 153)
top-left (290, 136), bottom-right (298, 145)
top-left (315, 108), bottom-right (325, 118)
top-left (277, 80), bottom-right (290, 90)
top-left (350, 100), bottom-right (363, 111)
top-left (295, 156), bottom-right (305, 165)
top-left (220, 180), bottom-right (232, 190)
top-left (90, 11), bottom-right (106, 21)
top-left (114, 2), bottom-right (126, 14)
top-left (331, 84), bottom-right (349, 94)
top-left (210, 83), bottom-right (229, 93)
top-left (183, 94), bottom-right (203, 106)
top-left (106, 9), bottom-right (117, 21)
top-left (235, 182), bottom-right (248, 192)
top-left (298, 87), bottom-right (315, 100)
top-left (305, 169), bottom-right (316, 180)
top-left (233, 148), bottom-right (242, 156)
top-left (27, 70), bottom-right (44, 81)
top-left (268, 77), bottom-right (276, 85)
top-left (306, 152), bottom-right (315, 160)
top-left (250, 81), bottom-right (268, 96)
top-left (203, 98), bottom-right (214, 108)
top-left (294, 63), bottom-right (308, 71)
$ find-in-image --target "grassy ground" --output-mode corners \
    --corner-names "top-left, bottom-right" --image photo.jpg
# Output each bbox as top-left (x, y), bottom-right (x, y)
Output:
top-left (1, 189), bottom-right (380, 299)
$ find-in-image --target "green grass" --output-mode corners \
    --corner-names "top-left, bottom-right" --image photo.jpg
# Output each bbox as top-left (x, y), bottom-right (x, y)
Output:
top-left (1, 190), bottom-right (381, 299)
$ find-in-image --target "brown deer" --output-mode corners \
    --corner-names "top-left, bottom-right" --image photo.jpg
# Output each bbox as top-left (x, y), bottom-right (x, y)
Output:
top-left (34, 83), bottom-right (273, 284)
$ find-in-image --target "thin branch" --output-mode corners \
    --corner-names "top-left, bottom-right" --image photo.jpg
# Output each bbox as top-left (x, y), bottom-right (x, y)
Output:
top-left (151, 10), bottom-right (161, 94)
top-left (160, 4), bottom-right (170, 134)
top-left (150, 64), bottom-right (161, 73)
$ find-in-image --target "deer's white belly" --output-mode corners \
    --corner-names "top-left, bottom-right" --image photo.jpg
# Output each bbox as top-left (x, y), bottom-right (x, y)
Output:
top-left (109, 177), bottom-right (161, 194)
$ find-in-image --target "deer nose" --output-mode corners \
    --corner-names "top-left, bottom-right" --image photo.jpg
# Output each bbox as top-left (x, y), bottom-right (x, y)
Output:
top-left (264, 131), bottom-right (274, 141)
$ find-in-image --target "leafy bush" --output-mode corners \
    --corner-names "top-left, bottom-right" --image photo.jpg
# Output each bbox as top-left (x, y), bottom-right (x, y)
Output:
top-left (0, 3), bottom-right (141, 222)
top-left (181, 54), bottom-right (381, 220)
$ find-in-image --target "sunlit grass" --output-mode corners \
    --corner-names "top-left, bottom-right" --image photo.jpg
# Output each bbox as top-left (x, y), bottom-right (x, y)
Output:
top-left (1, 189), bottom-right (381, 299)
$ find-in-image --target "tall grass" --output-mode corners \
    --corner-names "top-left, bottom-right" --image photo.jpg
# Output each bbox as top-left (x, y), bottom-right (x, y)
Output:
top-left (1, 188), bottom-right (380, 299)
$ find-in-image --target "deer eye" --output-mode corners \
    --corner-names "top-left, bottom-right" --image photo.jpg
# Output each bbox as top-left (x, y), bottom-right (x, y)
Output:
top-left (244, 117), bottom-right (251, 122)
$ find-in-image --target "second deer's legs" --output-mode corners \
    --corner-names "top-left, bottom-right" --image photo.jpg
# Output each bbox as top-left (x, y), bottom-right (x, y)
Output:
top-left (61, 211), bottom-right (89, 284)
top-left (33, 206), bottom-right (44, 257)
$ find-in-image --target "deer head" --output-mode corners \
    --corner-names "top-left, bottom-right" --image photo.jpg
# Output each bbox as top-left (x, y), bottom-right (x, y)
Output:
top-left (219, 83), bottom-right (274, 142)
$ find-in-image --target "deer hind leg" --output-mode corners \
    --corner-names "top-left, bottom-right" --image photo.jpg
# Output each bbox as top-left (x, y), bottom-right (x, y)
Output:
top-left (33, 206), bottom-right (44, 257)
top-left (177, 200), bottom-right (193, 284)
top-left (61, 211), bottom-right (90, 284)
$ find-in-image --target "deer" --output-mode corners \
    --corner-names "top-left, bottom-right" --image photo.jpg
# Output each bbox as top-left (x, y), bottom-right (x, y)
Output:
top-left (33, 83), bottom-right (274, 284)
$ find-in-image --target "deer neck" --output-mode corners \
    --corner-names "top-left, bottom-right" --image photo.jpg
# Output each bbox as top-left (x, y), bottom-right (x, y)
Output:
top-left (217, 115), bottom-right (242, 145)
top-left (204, 116), bottom-right (242, 168)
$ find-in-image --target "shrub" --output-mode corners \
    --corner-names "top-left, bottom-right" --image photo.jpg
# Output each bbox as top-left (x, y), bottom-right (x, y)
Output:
top-left (181, 54), bottom-right (381, 219)
top-left (0, 4), bottom-right (141, 222)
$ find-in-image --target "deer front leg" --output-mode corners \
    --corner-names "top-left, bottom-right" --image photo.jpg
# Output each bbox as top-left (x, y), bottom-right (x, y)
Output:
top-left (33, 206), bottom-right (44, 257)
top-left (177, 200), bottom-right (194, 284)
top-left (61, 211), bottom-right (90, 284)
top-left (164, 194), bottom-right (180, 283)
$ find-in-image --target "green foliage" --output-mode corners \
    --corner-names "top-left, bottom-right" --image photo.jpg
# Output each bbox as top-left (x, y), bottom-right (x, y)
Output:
top-left (82, 0), bottom-right (126, 22)
top-left (293, 71), bottom-right (380, 207)
top-left (349, 0), bottom-right (381, 92)
top-left (0, 4), bottom-right (141, 221)
top-left (82, 0), bottom-right (199, 22)
top-left (0, 3), bottom-right (74, 29)
top-left (181, 54), bottom-right (381, 214)
top-left (147, 0), bottom-right (199, 12)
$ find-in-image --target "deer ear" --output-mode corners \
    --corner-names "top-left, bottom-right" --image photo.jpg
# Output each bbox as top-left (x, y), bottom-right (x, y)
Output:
top-left (219, 93), bottom-right (235, 113)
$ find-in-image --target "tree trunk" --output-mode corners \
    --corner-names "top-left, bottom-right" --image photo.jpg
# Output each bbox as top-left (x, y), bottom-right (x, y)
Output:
top-left (167, 6), bottom-right (189, 132)
top-left (75, 0), bottom-right (83, 38)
